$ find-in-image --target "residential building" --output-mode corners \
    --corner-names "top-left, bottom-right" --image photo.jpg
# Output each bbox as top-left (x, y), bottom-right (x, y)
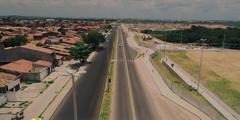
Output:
top-left (0, 44), bottom-right (56, 66)
top-left (33, 60), bottom-right (53, 73)
top-left (0, 72), bottom-right (21, 102)
top-left (0, 59), bottom-right (50, 81)
top-left (0, 94), bottom-right (7, 106)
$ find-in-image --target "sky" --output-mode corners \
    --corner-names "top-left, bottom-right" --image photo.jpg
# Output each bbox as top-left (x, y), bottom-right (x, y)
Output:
top-left (0, 0), bottom-right (240, 20)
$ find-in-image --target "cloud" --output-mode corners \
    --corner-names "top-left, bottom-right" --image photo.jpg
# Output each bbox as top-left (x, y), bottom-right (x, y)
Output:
top-left (0, 0), bottom-right (239, 20)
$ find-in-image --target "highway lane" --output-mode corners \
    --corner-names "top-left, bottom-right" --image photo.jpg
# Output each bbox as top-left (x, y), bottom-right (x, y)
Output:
top-left (113, 28), bottom-right (134, 120)
top-left (122, 29), bottom-right (157, 120)
top-left (51, 28), bottom-right (116, 120)
top-left (112, 27), bottom-right (158, 120)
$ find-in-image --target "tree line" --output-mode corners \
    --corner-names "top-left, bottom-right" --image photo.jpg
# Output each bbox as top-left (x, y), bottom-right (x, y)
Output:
top-left (142, 25), bottom-right (240, 49)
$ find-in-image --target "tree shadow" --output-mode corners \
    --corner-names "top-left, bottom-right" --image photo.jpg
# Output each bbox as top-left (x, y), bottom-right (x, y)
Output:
top-left (69, 61), bottom-right (91, 70)
top-left (70, 62), bottom-right (81, 70)
top-left (96, 46), bottom-right (104, 51)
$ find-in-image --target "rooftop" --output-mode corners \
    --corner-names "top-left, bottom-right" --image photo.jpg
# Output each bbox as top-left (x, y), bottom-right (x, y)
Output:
top-left (56, 55), bottom-right (63, 60)
top-left (49, 46), bottom-right (69, 53)
top-left (34, 60), bottom-right (52, 67)
top-left (61, 37), bottom-right (80, 45)
top-left (21, 44), bottom-right (54, 54)
top-left (0, 59), bottom-right (33, 73)
top-left (0, 72), bottom-right (18, 88)
top-left (0, 79), bottom-right (13, 87)
top-left (0, 72), bottom-right (16, 80)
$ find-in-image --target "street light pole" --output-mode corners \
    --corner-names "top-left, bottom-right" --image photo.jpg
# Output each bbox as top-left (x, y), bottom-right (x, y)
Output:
top-left (164, 31), bottom-right (167, 58)
top-left (180, 31), bottom-right (183, 44)
top-left (58, 70), bottom-right (86, 120)
top-left (197, 38), bottom-right (207, 92)
top-left (222, 33), bottom-right (226, 50)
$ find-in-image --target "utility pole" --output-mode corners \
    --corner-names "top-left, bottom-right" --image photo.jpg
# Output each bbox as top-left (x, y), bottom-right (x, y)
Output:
top-left (61, 70), bottom-right (86, 120)
top-left (180, 31), bottom-right (183, 44)
top-left (164, 31), bottom-right (167, 58)
top-left (222, 33), bottom-right (226, 50)
top-left (197, 38), bottom-right (207, 92)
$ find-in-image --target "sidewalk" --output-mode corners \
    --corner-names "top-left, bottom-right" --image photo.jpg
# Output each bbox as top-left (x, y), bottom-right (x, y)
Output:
top-left (163, 56), bottom-right (240, 120)
top-left (23, 61), bottom-right (77, 120)
top-left (23, 58), bottom-right (89, 120)
top-left (41, 74), bottom-right (75, 120)
top-left (122, 25), bottom-right (211, 120)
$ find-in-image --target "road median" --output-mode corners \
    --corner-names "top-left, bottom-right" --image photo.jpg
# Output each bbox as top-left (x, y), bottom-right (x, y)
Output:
top-left (99, 28), bottom-right (118, 120)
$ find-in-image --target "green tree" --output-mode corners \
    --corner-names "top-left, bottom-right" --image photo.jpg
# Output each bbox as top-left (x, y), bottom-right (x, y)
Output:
top-left (15, 35), bottom-right (28, 44)
top-left (80, 33), bottom-right (88, 43)
top-left (3, 35), bottom-right (28, 47)
top-left (142, 26), bottom-right (240, 49)
top-left (58, 26), bottom-right (66, 35)
top-left (84, 31), bottom-right (106, 50)
top-left (69, 43), bottom-right (90, 63)
top-left (36, 42), bottom-right (44, 47)
top-left (104, 25), bottom-right (113, 32)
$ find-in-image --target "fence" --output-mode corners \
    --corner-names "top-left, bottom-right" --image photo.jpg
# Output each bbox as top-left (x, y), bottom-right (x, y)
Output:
top-left (0, 112), bottom-right (24, 120)
top-left (149, 53), bottom-right (226, 120)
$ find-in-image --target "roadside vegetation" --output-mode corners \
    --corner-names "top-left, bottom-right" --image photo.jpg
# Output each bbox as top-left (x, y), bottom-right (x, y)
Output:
top-left (69, 31), bottom-right (106, 63)
top-left (82, 31), bottom-right (106, 50)
top-left (166, 51), bottom-right (240, 113)
top-left (152, 53), bottom-right (209, 104)
top-left (134, 34), bottom-right (142, 45)
top-left (23, 80), bottom-right (41, 85)
top-left (69, 43), bottom-right (90, 63)
top-left (142, 25), bottom-right (240, 49)
top-left (100, 62), bottom-right (113, 120)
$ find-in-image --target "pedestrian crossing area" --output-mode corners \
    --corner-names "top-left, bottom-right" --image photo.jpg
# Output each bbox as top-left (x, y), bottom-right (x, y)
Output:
top-left (112, 59), bottom-right (135, 63)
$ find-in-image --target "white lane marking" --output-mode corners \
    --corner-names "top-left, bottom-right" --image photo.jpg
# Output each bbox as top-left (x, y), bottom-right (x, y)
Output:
top-left (119, 28), bottom-right (137, 120)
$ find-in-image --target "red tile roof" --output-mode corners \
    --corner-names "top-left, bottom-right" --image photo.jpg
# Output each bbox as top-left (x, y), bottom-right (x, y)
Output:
top-left (0, 59), bottom-right (33, 73)
top-left (56, 55), bottom-right (63, 60)
top-left (34, 60), bottom-right (52, 67)
top-left (21, 44), bottom-right (54, 54)
top-left (61, 37), bottom-right (80, 45)
top-left (0, 72), bottom-right (16, 80)
top-left (49, 46), bottom-right (69, 53)
top-left (0, 79), bottom-right (13, 87)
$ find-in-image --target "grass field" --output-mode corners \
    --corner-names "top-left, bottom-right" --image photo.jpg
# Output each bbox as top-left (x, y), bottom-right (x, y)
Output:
top-left (152, 53), bottom-right (209, 104)
top-left (166, 50), bottom-right (240, 113)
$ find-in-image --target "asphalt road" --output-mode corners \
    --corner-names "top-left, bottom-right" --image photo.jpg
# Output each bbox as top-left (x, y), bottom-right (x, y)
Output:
top-left (51, 28), bottom-right (116, 120)
top-left (112, 28), bottom-right (158, 120)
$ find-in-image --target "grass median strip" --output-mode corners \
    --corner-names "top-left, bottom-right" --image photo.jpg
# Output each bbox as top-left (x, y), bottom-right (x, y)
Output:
top-left (100, 62), bottom-right (113, 120)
